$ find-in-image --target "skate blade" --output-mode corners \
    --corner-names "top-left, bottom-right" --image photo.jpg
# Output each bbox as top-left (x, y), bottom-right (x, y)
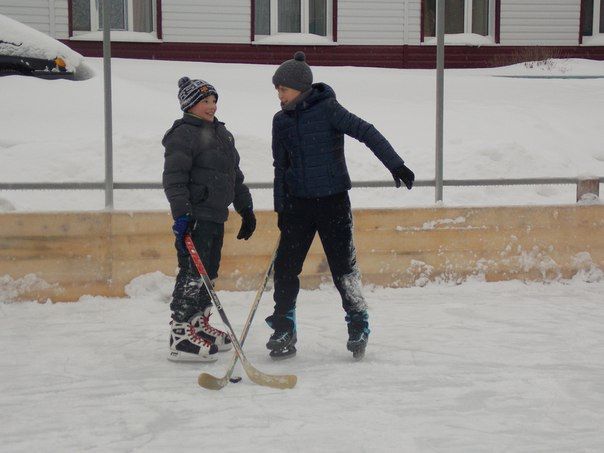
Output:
top-left (269, 347), bottom-right (297, 361)
top-left (168, 350), bottom-right (218, 363)
top-left (352, 349), bottom-right (366, 361)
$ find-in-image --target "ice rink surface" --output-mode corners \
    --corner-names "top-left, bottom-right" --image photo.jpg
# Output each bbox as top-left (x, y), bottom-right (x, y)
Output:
top-left (1, 276), bottom-right (603, 452)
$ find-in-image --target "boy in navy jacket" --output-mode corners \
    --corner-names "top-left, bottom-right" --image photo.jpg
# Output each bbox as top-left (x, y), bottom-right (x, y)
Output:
top-left (267, 52), bottom-right (414, 360)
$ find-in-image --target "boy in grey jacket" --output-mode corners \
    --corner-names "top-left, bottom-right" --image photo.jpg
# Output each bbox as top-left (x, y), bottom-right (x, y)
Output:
top-left (162, 77), bottom-right (256, 362)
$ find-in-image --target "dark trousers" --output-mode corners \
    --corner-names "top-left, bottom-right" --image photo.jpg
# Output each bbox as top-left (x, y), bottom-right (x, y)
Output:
top-left (273, 192), bottom-right (367, 317)
top-left (170, 220), bottom-right (224, 323)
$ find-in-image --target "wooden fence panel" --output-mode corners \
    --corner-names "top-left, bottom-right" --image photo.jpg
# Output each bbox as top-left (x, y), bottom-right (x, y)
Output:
top-left (0, 205), bottom-right (602, 301)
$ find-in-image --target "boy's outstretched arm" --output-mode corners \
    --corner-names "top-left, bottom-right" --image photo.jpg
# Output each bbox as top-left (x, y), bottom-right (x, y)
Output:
top-left (328, 99), bottom-right (414, 189)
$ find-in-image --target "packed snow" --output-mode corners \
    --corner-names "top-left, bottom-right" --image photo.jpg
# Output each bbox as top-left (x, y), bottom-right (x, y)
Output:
top-left (1, 28), bottom-right (604, 451)
top-left (1, 276), bottom-right (603, 451)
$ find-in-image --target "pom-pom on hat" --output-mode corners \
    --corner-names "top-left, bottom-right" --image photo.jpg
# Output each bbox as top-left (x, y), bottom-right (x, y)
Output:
top-left (178, 77), bottom-right (218, 112)
top-left (272, 51), bottom-right (313, 92)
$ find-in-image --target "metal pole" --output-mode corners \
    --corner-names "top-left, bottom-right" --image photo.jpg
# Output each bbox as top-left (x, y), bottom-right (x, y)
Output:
top-left (435, 0), bottom-right (445, 203)
top-left (102, 0), bottom-right (114, 209)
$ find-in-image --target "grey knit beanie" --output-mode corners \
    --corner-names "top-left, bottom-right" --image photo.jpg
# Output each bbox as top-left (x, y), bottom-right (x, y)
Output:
top-left (272, 51), bottom-right (313, 92)
top-left (178, 76), bottom-right (218, 111)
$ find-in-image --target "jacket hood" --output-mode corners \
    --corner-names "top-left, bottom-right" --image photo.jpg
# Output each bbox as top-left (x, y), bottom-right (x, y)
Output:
top-left (304, 83), bottom-right (336, 107)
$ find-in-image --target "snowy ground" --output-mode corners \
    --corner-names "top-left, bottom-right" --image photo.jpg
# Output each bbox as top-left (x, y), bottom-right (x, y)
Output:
top-left (1, 57), bottom-right (603, 211)
top-left (1, 275), bottom-right (603, 452)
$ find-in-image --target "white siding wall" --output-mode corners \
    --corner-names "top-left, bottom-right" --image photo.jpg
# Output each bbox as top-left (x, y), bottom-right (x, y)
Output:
top-left (53, 0), bottom-right (69, 39)
top-left (500, 0), bottom-right (581, 45)
top-left (404, 0), bottom-right (421, 45)
top-left (162, 0), bottom-right (250, 43)
top-left (337, 0), bottom-right (405, 45)
top-left (0, 0), bottom-right (68, 39)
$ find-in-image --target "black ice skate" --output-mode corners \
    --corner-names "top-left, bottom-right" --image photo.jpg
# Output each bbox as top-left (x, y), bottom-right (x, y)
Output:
top-left (346, 311), bottom-right (370, 360)
top-left (265, 311), bottom-right (297, 360)
top-left (267, 330), bottom-right (297, 360)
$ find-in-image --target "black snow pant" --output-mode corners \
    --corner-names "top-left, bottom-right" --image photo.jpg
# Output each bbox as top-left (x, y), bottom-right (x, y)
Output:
top-left (272, 192), bottom-right (367, 318)
top-left (170, 220), bottom-right (224, 323)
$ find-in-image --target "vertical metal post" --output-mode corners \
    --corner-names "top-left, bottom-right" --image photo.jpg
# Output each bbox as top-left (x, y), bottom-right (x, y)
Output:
top-left (103, 0), bottom-right (114, 209)
top-left (435, 0), bottom-right (445, 203)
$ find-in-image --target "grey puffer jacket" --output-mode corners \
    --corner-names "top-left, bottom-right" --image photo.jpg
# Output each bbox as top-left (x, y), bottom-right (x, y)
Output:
top-left (162, 114), bottom-right (252, 223)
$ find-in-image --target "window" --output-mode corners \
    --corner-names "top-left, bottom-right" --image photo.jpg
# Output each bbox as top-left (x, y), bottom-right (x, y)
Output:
top-left (582, 0), bottom-right (604, 37)
top-left (72, 0), bottom-right (154, 34)
top-left (423, 0), bottom-right (493, 38)
top-left (255, 0), bottom-right (331, 38)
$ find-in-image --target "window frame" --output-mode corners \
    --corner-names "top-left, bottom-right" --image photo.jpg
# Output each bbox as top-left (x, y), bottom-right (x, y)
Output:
top-left (254, 0), bottom-right (334, 41)
top-left (70, 0), bottom-right (158, 37)
top-left (581, 0), bottom-right (603, 42)
top-left (421, 0), bottom-right (498, 43)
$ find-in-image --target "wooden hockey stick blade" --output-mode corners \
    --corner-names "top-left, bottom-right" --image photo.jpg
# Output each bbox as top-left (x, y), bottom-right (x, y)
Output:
top-left (199, 362), bottom-right (296, 390)
top-left (243, 361), bottom-right (297, 389)
top-left (198, 372), bottom-right (230, 390)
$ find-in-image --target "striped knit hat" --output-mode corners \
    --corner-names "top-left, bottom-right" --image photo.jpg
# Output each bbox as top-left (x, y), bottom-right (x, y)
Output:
top-left (178, 77), bottom-right (218, 111)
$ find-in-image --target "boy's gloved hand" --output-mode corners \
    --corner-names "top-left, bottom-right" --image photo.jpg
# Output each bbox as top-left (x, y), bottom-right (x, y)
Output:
top-left (237, 208), bottom-right (256, 240)
top-left (391, 164), bottom-right (415, 190)
top-left (172, 214), bottom-right (192, 254)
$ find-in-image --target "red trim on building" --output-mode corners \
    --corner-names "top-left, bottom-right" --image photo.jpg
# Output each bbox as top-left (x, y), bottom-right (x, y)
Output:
top-left (156, 0), bottom-right (163, 40)
top-left (495, 0), bottom-right (501, 43)
top-left (332, 0), bottom-right (338, 42)
top-left (61, 41), bottom-right (604, 69)
top-left (67, 0), bottom-right (73, 37)
top-left (250, 0), bottom-right (255, 42)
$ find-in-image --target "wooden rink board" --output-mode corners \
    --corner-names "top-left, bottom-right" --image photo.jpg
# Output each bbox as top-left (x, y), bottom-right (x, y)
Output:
top-left (0, 205), bottom-right (602, 302)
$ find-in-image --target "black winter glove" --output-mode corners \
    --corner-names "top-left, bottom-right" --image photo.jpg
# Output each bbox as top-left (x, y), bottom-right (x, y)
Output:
top-left (391, 164), bottom-right (415, 190)
top-left (237, 208), bottom-right (256, 240)
top-left (172, 214), bottom-right (193, 254)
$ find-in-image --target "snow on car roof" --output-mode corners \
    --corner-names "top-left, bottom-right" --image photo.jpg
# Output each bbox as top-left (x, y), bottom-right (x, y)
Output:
top-left (0, 14), bottom-right (83, 71)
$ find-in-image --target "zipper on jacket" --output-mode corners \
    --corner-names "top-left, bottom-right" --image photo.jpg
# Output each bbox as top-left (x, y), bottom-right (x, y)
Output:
top-left (294, 109), bottom-right (307, 196)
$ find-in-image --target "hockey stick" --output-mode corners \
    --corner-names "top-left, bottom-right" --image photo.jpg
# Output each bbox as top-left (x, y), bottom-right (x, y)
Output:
top-left (198, 236), bottom-right (279, 390)
top-left (184, 234), bottom-right (296, 390)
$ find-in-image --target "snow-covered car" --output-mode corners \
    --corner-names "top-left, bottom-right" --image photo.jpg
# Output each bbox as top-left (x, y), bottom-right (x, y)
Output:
top-left (0, 14), bottom-right (92, 80)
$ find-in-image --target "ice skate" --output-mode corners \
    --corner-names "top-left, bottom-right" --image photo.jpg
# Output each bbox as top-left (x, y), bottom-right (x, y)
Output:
top-left (168, 320), bottom-right (218, 362)
top-left (267, 330), bottom-right (297, 360)
top-left (346, 311), bottom-right (370, 360)
top-left (191, 306), bottom-right (232, 352)
top-left (266, 311), bottom-right (297, 360)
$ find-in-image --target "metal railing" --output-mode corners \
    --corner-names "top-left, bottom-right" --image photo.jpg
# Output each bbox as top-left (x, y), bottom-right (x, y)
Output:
top-left (0, 177), bottom-right (602, 191)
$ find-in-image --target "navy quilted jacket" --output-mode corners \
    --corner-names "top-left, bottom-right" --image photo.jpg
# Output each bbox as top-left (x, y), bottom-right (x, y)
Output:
top-left (272, 83), bottom-right (405, 212)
